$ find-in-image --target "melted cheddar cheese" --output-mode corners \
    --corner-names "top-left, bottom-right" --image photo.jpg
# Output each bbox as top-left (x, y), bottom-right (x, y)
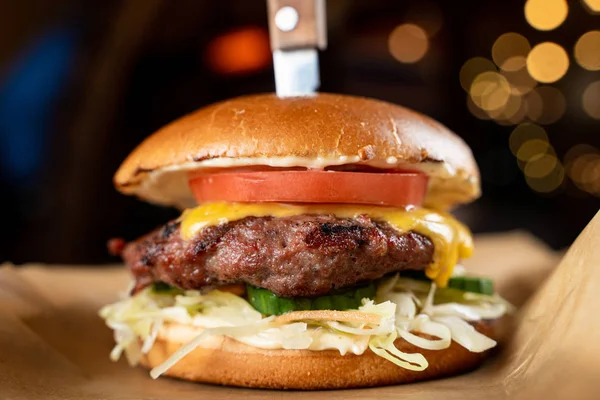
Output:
top-left (179, 203), bottom-right (473, 287)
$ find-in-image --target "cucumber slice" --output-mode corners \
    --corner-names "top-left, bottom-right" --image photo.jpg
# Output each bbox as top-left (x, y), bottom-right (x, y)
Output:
top-left (400, 271), bottom-right (494, 295)
top-left (151, 282), bottom-right (183, 295)
top-left (246, 283), bottom-right (377, 316)
top-left (448, 276), bottom-right (494, 295)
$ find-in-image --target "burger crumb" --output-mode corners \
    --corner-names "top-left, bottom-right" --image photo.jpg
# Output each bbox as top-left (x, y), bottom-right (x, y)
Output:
top-left (107, 238), bottom-right (125, 256)
top-left (358, 145), bottom-right (375, 161)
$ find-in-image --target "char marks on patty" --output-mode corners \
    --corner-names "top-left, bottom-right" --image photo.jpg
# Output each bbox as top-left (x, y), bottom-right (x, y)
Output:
top-left (117, 214), bottom-right (434, 298)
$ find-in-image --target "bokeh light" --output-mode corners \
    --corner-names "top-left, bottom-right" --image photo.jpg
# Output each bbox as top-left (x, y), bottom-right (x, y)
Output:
top-left (502, 67), bottom-right (537, 95)
top-left (205, 27), bottom-right (271, 75)
top-left (582, 81), bottom-right (600, 119)
top-left (405, 0), bottom-right (443, 37)
top-left (582, 0), bottom-right (600, 13)
top-left (524, 153), bottom-right (558, 178)
top-left (527, 86), bottom-right (566, 124)
top-left (388, 24), bottom-right (429, 63)
top-left (565, 144), bottom-right (599, 167)
top-left (524, 90), bottom-right (543, 121)
top-left (567, 153), bottom-right (600, 195)
top-left (525, 161), bottom-right (565, 193)
top-left (525, 0), bottom-right (568, 31)
top-left (509, 123), bottom-right (549, 156)
top-left (504, 98), bottom-right (528, 125)
top-left (488, 94), bottom-right (524, 124)
top-left (565, 145), bottom-right (600, 196)
top-left (493, 33), bottom-right (531, 71)
top-left (516, 139), bottom-right (552, 162)
top-left (457, 2), bottom-right (595, 198)
top-left (459, 57), bottom-right (496, 92)
top-left (579, 159), bottom-right (600, 195)
top-left (501, 56), bottom-right (528, 73)
top-left (575, 31), bottom-right (600, 71)
top-left (526, 42), bottom-right (569, 83)
top-left (565, 144), bottom-right (600, 196)
top-left (466, 96), bottom-right (491, 120)
top-left (470, 71), bottom-right (511, 111)
top-left (514, 132), bottom-right (564, 193)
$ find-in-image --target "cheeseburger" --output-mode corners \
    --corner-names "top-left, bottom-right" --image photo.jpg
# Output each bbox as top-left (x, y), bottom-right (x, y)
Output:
top-left (101, 93), bottom-right (510, 389)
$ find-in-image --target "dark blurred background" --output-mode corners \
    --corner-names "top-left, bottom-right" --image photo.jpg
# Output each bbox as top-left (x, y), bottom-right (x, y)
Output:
top-left (1, 0), bottom-right (598, 264)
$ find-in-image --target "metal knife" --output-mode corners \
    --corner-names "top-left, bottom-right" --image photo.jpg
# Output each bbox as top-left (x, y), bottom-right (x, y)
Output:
top-left (267, 0), bottom-right (327, 97)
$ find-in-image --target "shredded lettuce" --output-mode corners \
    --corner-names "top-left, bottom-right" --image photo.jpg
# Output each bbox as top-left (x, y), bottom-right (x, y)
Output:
top-left (432, 316), bottom-right (497, 352)
top-left (100, 277), bottom-right (511, 378)
top-left (398, 316), bottom-right (452, 350)
top-left (369, 331), bottom-right (428, 371)
top-left (150, 318), bottom-right (276, 379)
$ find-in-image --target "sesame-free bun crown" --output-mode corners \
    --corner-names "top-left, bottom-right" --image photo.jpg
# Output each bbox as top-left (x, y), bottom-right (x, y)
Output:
top-left (115, 93), bottom-right (480, 209)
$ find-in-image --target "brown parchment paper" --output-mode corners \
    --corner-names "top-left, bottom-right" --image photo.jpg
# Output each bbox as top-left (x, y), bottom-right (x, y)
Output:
top-left (1, 212), bottom-right (599, 400)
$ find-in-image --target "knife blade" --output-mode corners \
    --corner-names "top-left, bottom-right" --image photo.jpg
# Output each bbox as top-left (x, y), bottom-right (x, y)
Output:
top-left (272, 49), bottom-right (319, 97)
top-left (267, 0), bottom-right (327, 97)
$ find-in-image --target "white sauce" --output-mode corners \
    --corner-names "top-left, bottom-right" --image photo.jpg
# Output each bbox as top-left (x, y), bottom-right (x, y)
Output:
top-left (236, 326), bottom-right (371, 355)
top-left (163, 314), bottom-right (371, 356)
top-left (125, 156), bottom-right (477, 210)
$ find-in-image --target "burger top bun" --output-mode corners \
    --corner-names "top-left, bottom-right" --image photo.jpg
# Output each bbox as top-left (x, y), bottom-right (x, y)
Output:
top-left (114, 93), bottom-right (480, 209)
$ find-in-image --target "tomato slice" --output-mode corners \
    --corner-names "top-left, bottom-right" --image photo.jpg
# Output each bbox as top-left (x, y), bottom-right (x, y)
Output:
top-left (188, 170), bottom-right (427, 207)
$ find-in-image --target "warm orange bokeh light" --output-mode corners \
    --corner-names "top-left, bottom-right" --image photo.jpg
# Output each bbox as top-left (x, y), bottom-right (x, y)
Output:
top-left (466, 96), bottom-right (491, 120)
top-left (528, 86), bottom-right (566, 124)
top-left (524, 90), bottom-right (543, 121)
top-left (582, 0), bottom-right (600, 13)
top-left (525, 153), bottom-right (558, 178)
top-left (487, 94), bottom-right (524, 124)
top-left (565, 145), bottom-right (600, 196)
top-left (470, 71), bottom-right (511, 111)
top-left (493, 33), bottom-right (531, 71)
top-left (460, 57), bottom-right (496, 92)
top-left (206, 27), bottom-right (271, 75)
top-left (582, 81), bottom-right (600, 119)
top-left (526, 42), bottom-right (569, 83)
top-left (502, 67), bottom-right (537, 95)
top-left (565, 144), bottom-right (599, 167)
top-left (575, 31), bottom-right (600, 71)
top-left (388, 24), bottom-right (429, 63)
top-left (525, 161), bottom-right (565, 193)
top-left (509, 123), bottom-right (548, 156)
top-left (525, 0), bottom-right (568, 31)
top-left (568, 154), bottom-right (600, 195)
top-left (517, 139), bottom-right (551, 162)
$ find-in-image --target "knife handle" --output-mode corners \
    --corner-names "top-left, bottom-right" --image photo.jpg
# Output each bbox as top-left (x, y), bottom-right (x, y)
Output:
top-left (267, 0), bottom-right (327, 51)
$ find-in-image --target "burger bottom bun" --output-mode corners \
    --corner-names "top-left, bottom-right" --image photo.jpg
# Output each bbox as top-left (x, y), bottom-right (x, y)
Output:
top-left (139, 321), bottom-right (494, 390)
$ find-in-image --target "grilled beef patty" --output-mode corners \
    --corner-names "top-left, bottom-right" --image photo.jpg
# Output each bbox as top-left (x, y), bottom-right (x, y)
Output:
top-left (115, 214), bottom-right (434, 298)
